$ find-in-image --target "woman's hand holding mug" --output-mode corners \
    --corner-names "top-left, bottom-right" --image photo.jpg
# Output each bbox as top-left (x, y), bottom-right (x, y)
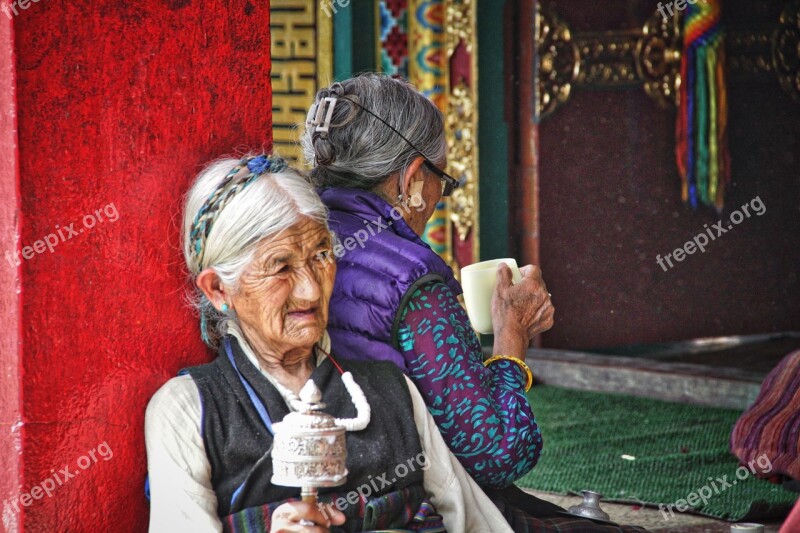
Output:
top-left (491, 263), bottom-right (554, 360)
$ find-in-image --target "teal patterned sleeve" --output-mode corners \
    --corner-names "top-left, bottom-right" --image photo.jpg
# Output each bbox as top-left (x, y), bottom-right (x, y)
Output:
top-left (397, 281), bottom-right (542, 488)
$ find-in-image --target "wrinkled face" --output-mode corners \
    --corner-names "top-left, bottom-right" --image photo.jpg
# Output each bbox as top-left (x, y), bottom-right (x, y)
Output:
top-left (231, 217), bottom-right (336, 357)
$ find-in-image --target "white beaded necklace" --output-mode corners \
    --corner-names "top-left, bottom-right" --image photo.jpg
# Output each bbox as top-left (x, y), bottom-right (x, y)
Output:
top-left (255, 340), bottom-right (372, 431)
top-left (232, 326), bottom-right (371, 432)
top-left (270, 350), bottom-right (371, 432)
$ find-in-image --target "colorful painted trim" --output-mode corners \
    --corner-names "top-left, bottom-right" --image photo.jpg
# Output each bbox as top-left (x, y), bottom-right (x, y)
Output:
top-left (379, 0), bottom-right (410, 78)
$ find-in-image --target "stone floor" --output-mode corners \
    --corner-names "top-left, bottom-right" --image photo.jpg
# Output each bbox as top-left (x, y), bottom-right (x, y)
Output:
top-left (524, 332), bottom-right (800, 410)
top-left (519, 335), bottom-right (797, 531)
top-left (524, 490), bottom-right (784, 532)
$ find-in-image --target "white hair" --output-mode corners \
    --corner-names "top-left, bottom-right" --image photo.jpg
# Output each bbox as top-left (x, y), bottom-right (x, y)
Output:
top-left (181, 156), bottom-right (329, 347)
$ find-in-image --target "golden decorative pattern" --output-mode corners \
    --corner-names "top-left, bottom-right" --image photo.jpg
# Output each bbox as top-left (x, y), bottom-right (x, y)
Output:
top-left (445, 0), bottom-right (479, 258)
top-left (446, 0), bottom-right (473, 56)
top-left (535, 2), bottom-right (800, 120)
top-left (728, 32), bottom-right (774, 74)
top-left (535, 4), bottom-right (578, 122)
top-left (446, 82), bottom-right (477, 242)
top-left (773, 0), bottom-right (800, 100)
top-left (535, 3), bottom-right (680, 120)
top-left (270, 0), bottom-right (333, 164)
top-left (575, 32), bottom-right (640, 86)
top-left (637, 11), bottom-right (682, 108)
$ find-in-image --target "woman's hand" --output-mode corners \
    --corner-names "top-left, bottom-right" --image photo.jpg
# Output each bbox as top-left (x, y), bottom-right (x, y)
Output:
top-left (270, 502), bottom-right (345, 533)
top-left (491, 263), bottom-right (555, 359)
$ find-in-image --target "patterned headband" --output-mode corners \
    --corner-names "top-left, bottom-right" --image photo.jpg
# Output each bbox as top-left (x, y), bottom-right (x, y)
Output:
top-left (189, 154), bottom-right (288, 267)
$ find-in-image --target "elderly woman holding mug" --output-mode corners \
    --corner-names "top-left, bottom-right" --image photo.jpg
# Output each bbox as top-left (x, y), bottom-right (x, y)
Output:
top-left (302, 75), bottom-right (553, 493)
top-left (145, 154), bottom-right (515, 532)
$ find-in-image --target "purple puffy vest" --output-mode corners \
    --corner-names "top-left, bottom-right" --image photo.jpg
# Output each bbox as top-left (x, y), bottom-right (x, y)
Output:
top-left (320, 188), bottom-right (462, 371)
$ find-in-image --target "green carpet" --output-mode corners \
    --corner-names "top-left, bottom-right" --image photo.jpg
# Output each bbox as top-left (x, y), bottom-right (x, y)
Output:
top-left (516, 386), bottom-right (798, 521)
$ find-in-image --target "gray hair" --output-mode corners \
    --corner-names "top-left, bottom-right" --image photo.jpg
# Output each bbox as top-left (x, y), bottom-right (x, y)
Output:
top-left (301, 74), bottom-right (447, 192)
top-left (181, 156), bottom-right (329, 347)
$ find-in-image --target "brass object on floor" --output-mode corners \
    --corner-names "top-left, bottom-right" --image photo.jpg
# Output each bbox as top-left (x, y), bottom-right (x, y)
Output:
top-left (568, 490), bottom-right (611, 522)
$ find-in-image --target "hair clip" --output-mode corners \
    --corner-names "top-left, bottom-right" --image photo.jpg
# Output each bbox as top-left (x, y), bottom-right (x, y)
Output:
top-left (306, 96), bottom-right (338, 137)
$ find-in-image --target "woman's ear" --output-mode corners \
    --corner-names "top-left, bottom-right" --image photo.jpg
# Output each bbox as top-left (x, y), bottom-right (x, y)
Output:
top-left (400, 156), bottom-right (427, 197)
top-left (196, 268), bottom-right (228, 312)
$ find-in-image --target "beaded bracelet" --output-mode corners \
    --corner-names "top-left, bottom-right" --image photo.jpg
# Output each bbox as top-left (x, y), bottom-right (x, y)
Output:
top-left (484, 355), bottom-right (534, 392)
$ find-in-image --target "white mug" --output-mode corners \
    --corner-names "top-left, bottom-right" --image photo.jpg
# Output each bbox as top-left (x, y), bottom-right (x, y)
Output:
top-left (461, 258), bottom-right (523, 335)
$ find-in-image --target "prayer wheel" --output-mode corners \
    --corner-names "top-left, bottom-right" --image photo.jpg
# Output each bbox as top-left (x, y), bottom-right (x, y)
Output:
top-left (271, 380), bottom-right (348, 504)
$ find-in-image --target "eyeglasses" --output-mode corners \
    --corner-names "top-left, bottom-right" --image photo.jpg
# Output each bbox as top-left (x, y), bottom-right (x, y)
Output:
top-left (422, 160), bottom-right (459, 197)
top-left (341, 97), bottom-right (462, 197)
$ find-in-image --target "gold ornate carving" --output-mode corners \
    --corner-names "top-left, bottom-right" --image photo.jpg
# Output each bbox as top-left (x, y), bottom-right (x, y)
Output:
top-left (637, 10), bottom-right (682, 107)
top-left (728, 32), bottom-right (774, 74)
top-left (445, 0), bottom-right (479, 253)
top-left (446, 82), bottom-right (477, 242)
top-left (535, 4), bottom-right (578, 120)
top-left (535, 3), bottom-right (679, 120)
top-left (575, 32), bottom-right (639, 86)
top-left (270, 0), bottom-right (333, 164)
top-left (773, 0), bottom-right (800, 99)
top-left (536, 1), bottom-right (800, 119)
top-left (446, 0), bottom-right (474, 56)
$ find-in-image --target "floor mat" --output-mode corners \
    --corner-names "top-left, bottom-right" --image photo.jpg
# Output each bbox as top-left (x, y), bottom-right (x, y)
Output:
top-left (516, 386), bottom-right (798, 521)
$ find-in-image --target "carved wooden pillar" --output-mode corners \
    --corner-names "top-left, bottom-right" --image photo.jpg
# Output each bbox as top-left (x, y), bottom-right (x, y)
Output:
top-left (445, 0), bottom-right (480, 268)
top-left (508, 0), bottom-right (541, 267)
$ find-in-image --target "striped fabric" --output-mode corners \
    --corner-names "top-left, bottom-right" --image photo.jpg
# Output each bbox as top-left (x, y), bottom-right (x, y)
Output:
top-left (223, 498), bottom-right (286, 533)
top-left (731, 350), bottom-right (800, 480)
top-left (222, 485), bottom-right (445, 533)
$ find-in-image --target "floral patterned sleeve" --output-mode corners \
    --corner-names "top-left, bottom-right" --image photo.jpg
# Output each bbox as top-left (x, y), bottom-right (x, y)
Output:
top-left (396, 281), bottom-right (542, 489)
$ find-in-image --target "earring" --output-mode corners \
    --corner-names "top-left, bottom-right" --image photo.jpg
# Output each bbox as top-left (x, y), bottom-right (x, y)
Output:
top-left (408, 181), bottom-right (425, 208)
top-left (221, 303), bottom-right (229, 313)
top-left (408, 194), bottom-right (423, 208)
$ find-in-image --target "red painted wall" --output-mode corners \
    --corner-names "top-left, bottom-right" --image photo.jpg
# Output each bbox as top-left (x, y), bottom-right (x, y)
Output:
top-left (2, 1), bottom-right (273, 530)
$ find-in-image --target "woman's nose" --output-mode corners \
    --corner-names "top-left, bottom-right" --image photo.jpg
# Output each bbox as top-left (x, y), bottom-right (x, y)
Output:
top-left (292, 266), bottom-right (321, 301)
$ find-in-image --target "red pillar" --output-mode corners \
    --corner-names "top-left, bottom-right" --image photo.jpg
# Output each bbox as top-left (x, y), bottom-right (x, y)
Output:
top-left (0, 6), bottom-right (22, 532)
top-left (510, 0), bottom-right (540, 268)
top-left (0, 1), bottom-right (273, 530)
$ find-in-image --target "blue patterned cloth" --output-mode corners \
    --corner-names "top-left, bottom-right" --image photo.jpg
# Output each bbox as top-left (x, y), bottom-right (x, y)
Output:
top-left (397, 281), bottom-right (542, 488)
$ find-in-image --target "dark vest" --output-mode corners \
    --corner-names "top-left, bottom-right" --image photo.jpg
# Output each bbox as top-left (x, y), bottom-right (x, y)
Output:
top-left (185, 336), bottom-right (424, 518)
top-left (319, 187), bottom-right (462, 372)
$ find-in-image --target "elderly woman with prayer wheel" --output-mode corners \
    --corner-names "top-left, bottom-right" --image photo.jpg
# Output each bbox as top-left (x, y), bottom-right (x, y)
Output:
top-left (144, 154), bottom-right (515, 532)
top-left (146, 153), bottom-right (650, 533)
top-left (301, 76), bottom-right (553, 496)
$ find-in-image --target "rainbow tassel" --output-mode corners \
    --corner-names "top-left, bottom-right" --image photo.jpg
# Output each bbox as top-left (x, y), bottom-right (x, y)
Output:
top-left (676, 0), bottom-right (730, 211)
